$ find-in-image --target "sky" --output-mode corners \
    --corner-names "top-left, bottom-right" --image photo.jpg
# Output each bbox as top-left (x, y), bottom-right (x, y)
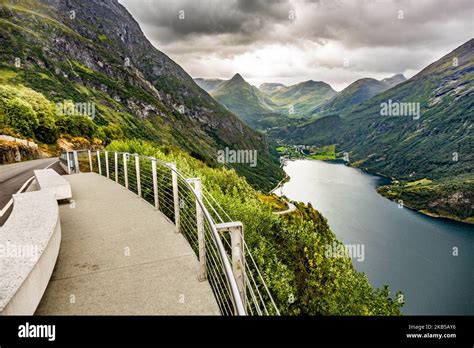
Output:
top-left (120, 0), bottom-right (473, 91)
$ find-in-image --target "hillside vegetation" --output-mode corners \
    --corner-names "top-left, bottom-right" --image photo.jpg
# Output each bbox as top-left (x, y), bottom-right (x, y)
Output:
top-left (107, 139), bottom-right (404, 315)
top-left (206, 73), bottom-right (283, 129)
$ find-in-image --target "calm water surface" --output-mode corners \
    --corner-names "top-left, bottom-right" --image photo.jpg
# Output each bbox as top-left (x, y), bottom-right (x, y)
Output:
top-left (276, 159), bottom-right (474, 315)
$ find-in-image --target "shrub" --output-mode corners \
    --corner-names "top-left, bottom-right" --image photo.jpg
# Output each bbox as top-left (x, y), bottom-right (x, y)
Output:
top-left (4, 97), bottom-right (39, 138)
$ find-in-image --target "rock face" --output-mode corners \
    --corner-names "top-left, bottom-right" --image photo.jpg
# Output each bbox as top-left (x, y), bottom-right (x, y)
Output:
top-left (0, 141), bottom-right (42, 164)
top-left (0, 0), bottom-right (283, 189)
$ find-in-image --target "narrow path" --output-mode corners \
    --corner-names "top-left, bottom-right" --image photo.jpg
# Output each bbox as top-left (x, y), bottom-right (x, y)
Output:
top-left (273, 202), bottom-right (297, 215)
top-left (36, 173), bottom-right (220, 315)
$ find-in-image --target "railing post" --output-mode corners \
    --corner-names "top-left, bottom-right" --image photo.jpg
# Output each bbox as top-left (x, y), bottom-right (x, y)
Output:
top-left (97, 150), bottom-right (102, 176)
top-left (216, 222), bottom-right (246, 313)
top-left (66, 151), bottom-right (71, 175)
top-left (187, 178), bottom-right (206, 281)
top-left (151, 158), bottom-right (159, 210)
top-left (169, 163), bottom-right (180, 233)
top-left (73, 150), bottom-right (79, 173)
top-left (88, 150), bottom-right (93, 172)
top-left (105, 151), bottom-right (110, 179)
top-left (123, 153), bottom-right (129, 189)
top-left (114, 152), bottom-right (118, 183)
top-left (135, 155), bottom-right (141, 197)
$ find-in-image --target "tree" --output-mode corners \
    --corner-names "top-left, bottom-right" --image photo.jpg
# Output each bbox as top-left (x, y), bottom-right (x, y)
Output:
top-left (56, 114), bottom-right (96, 138)
top-left (5, 97), bottom-right (39, 138)
top-left (21, 88), bottom-right (58, 143)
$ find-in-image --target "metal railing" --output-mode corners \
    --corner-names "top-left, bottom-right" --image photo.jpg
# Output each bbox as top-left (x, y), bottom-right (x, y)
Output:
top-left (63, 149), bottom-right (280, 316)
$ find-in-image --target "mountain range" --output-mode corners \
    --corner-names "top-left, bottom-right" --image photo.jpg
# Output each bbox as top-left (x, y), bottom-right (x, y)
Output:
top-left (271, 39), bottom-right (473, 222)
top-left (267, 80), bottom-right (337, 117)
top-left (0, 0), bottom-right (283, 190)
top-left (195, 73), bottom-right (281, 129)
top-left (195, 73), bottom-right (406, 130)
top-left (313, 74), bottom-right (406, 115)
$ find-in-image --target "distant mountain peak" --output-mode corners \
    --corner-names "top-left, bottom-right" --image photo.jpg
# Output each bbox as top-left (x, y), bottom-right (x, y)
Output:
top-left (392, 73), bottom-right (406, 79)
top-left (230, 73), bottom-right (245, 83)
top-left (301, 79), bottom-right (319, 85)
top-left (381, 74), bottom-right (406, 86)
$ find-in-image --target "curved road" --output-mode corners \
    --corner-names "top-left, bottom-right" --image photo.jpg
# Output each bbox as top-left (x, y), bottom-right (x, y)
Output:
top-left (273, 201), bottom-right (297, 215)
top-left (0, 158), bottom-right (64, 224)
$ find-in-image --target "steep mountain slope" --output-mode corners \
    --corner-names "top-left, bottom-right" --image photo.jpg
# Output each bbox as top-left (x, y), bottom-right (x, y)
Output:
top-left (314, 74), bottom-right (406, 114)
top-left (209, 73), bottom-right (281, 127)
top-left (0, 0), bottom-right (283, 190)
top-left (194, 78), bottom-right (225, 93)
top-left (269, 80), bottom-right (336, 117)
top-left (273, 39), bottom-right (473, 221)
top-left (339, 41), bottom-right (472, 180)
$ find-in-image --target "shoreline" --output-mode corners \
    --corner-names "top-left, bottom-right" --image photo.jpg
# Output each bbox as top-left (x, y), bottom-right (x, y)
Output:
top-left (279, 156), bottom-right (472, 225)
top-left (377, 191), bottom-right (474, 225)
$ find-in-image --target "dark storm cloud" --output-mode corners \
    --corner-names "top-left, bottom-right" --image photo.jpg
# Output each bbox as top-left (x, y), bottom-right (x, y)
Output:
top-left (120, 0), bottom-right (293, 42)
top-left (119, 0), bottom-right (473, 88)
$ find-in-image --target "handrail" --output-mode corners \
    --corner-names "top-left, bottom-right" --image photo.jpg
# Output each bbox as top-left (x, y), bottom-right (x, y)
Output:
top-left (66, 149), bottom-right (281, 315)
top-left (65, 149), bottom-right (248, 315)
top-left (155, 157), bottom-right (246, 315)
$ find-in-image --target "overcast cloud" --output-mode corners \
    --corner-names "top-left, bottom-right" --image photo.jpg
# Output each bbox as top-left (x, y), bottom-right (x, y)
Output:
top-left (119, 0), bottom-right (473, 90)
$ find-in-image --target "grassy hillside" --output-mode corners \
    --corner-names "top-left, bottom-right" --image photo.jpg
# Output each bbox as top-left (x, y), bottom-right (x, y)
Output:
top-left (210, 73), bottom-right (281, 128)
top-left (266, 80), bottom-right (336, 118)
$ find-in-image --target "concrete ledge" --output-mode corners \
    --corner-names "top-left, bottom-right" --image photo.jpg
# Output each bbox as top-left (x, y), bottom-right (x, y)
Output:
top-left (34, 169), bottom-right (72, 200)
top-left (58, 161), bottom-right (69, 175)
top-left (0, 191), bottom-right (61, 315)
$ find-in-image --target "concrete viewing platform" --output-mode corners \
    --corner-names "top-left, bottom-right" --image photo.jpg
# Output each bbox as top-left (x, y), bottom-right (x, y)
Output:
top-left (35, 172), bottom-right (220, 315)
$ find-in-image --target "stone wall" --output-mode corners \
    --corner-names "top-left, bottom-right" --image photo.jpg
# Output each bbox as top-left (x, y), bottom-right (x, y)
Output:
top-left (0, 140), bottom-right (42, 164)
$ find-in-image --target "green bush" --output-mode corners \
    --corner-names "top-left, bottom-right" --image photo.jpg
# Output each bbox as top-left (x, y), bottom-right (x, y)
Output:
top-left (5, 97), bottom-right (39, 138)
top-left (0, 84), bottom-right (60, 142)
top-left (55, 114), bottom-right (96, 138)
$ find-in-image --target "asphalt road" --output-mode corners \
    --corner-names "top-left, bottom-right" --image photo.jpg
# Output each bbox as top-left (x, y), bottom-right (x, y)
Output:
top-left (0, 158), bottom-right (65, 224)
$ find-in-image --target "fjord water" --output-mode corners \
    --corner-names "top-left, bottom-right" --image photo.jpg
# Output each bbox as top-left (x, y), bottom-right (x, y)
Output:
top-left (276, 160), bottom-right (474, 315)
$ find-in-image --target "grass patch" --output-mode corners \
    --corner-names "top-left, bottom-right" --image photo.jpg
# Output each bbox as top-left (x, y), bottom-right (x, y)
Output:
top-left (404, 178), bottom-right (433, 187)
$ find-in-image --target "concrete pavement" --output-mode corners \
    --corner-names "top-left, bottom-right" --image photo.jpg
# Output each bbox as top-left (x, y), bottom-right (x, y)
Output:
top-left (35, 173), bottom-right (220, 315)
